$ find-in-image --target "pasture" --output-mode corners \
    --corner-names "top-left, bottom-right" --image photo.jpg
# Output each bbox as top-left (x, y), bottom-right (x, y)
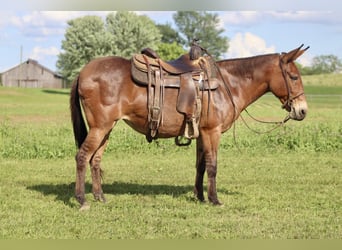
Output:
top-left (0, 73), bottom-right (341, 239)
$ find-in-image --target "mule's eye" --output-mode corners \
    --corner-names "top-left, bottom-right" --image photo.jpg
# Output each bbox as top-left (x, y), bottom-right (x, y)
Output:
top-left (289, 74), bottom-right (298, 81)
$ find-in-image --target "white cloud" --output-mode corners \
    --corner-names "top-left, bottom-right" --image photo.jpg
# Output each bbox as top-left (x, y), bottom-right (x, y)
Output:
top-left (296, 53), bottom-right (313, 67)
top-left (267, 11), bottom-right (342, 24)
top-left (29, 46), bottom-right (60, 61)
top-left (226, 32), bottom-right (276, 58)
top-left (220, 11), bottom-right (342, 27)
top-left (7, 11), bottom-right (111, 38)
top-left (220, 11), bottom-right (263, 26)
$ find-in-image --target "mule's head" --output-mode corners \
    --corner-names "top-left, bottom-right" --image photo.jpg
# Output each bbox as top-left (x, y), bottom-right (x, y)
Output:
top-left (269, 44), bottom-right (309, 121)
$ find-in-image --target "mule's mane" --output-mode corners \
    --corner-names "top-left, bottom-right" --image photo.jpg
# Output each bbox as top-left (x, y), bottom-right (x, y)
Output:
top-left (217, 53), bottom-right (279, 78)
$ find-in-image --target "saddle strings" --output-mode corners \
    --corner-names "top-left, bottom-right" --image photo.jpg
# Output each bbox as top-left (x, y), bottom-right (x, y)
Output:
top-left (198, 46), bottom-right (242, 150)
top-left (199, 46), bottom-right (239, 119)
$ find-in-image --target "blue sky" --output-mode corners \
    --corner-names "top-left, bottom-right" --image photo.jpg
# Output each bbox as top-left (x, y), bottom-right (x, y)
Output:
top-left (1, 10), bottom-right (342, 73)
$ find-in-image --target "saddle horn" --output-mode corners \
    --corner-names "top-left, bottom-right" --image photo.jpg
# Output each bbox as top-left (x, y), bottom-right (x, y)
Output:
top-left (190, 39), bottom-right (203, 60)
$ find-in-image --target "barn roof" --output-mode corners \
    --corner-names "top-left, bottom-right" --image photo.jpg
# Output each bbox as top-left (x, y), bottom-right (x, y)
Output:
top-left (1, 59), bottom-right (63, 79)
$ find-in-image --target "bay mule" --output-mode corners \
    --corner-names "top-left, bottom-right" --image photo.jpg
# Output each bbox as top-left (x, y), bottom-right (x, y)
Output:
top-left (70, 45), bottom-right (309, 209)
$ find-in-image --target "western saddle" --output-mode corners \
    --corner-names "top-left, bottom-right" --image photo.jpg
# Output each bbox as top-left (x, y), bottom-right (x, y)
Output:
top-left (131, 43), bottom-right (219, 143)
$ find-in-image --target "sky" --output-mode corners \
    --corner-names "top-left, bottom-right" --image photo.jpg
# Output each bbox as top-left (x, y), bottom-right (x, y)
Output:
top-left (1, 10), bottom-right (342, 73)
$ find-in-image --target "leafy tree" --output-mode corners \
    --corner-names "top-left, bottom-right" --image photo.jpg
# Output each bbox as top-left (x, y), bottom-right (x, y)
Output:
top-left (297, 55), bottom-right (342, 75)
top-left (156, 23), bottom-right (185, 45)
top-left (106, 11), bottom-right (161, 58)
top-left (57, 12), bottom-right (162, 84)
top-left (173, 11), bottom-right (229, 59)
top-left (311, 55), bottom-right (342, 74)
top-left (156, 42), bottom-right (186, 61)
top-left (56, 16), bottom-right (113, 84)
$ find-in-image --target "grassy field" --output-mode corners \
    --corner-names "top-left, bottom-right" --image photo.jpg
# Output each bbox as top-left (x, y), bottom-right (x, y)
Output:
top-left (0, 74), bottom-right (341, 239)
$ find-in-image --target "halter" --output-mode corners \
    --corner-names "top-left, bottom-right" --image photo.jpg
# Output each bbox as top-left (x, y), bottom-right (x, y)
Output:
top-left (279, 55), bottom-right (304, 112)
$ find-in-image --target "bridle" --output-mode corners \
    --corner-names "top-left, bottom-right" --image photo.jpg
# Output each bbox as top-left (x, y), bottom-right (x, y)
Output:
top-left (279, 55), bottom-right (304, 112)
top-left (238, 54), bottom-right (306, 135)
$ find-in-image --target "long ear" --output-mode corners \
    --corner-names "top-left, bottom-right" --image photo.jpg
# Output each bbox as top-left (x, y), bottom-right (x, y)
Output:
top-left (281, 44), bottom-right (310, 63)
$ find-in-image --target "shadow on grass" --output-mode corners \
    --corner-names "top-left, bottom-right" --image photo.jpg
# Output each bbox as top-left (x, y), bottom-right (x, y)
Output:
top-left (27, 181), bottom-right (240, 208)
top-left (42, 89), bottom-right (70, 95)
top-left (27, 182), bottom-right (77, 208)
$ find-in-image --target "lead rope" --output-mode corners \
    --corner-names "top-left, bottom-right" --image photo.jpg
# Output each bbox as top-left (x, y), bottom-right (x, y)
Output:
top-left (190, 44), bottom-right (289, 150)
top-left (241, 109), bottom-right (290, 134)
top-left (210, 52), bottom-right (290, 150)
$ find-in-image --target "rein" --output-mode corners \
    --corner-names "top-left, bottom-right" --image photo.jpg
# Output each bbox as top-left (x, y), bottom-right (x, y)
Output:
top-left (240, 109), bottom-right (290, 134)
top-left (176, 46), bottom-right (303, 145)
top-left (211, 57), bottom-right (289, 137)
top-left (238, 56), bottom-right (294, 135)
top-left (240, 55), bottom-right (303, 135)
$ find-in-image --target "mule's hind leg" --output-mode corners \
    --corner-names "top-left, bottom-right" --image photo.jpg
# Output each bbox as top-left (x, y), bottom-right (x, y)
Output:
top-left (90, 130), bottom-right (112, 203)
top-left (75, 127), bottom-right (112, 208)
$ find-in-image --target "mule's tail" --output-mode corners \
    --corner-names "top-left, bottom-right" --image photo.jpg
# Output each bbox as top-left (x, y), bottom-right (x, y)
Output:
top-left (70, 76), bottom-right (88, 149)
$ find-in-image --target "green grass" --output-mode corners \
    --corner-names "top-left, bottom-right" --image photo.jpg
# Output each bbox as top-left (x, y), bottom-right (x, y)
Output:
top-left (0, 76), bottom-right (341, 239)
top-left (0, 153), bottom-right (341, 239)
top-left (302, 73), bottom-right (342, 87)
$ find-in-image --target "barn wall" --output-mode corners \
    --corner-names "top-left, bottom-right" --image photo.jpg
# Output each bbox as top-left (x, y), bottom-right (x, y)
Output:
top-left (1, 60), bottom-right (63, 88)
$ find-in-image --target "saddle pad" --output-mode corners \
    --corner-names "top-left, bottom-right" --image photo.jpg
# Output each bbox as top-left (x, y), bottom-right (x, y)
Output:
top-left (133, 54), bottom-right (202, 74)
top-left (131, 62), bottom-right (219, 90)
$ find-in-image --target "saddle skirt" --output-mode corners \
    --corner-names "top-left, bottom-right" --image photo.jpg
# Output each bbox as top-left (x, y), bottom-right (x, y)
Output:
top-left (131, 51), bottom-right (219, 142)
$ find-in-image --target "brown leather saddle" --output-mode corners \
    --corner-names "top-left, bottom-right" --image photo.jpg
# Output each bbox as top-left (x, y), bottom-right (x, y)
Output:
top-left (131, 48), bottom-right (219, 142)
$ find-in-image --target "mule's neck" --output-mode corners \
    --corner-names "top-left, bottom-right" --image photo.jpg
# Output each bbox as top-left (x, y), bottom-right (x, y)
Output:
top-left (217, 54), bottom-right (279, 114)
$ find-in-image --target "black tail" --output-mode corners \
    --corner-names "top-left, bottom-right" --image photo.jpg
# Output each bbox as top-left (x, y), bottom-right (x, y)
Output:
top-left (70, 77), bottom-right (88, 149)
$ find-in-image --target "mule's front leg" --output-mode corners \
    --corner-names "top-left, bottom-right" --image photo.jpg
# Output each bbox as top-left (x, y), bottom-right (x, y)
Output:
top-left (206, 159), bottom-right (221, 205)
top-left (203, 131), bottom-right (222, 205)
top-left (194, 138), bottom-right (205, 202)
top-left (195, 131), bottom-right (222, 205)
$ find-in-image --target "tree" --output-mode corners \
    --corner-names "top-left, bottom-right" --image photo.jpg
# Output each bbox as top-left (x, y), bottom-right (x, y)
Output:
top-left (156, 23), bottom-right (185, 45)
top-left (156, 42), bottom-right (186, 61)
top-left (56, 16), bottom-right (113, 84)
top-left (156, 22), bottom-right (187, 60)
top-left (173, 11), bottom-right (229, 59)
top-left (297, 55), bottom-right (342, 75)
top-left (57, 12), bottom-right (162, 84)
top-left (106, 11), bottom-right (161, 58)
top-left (311, 55), bottom-right (342, 74)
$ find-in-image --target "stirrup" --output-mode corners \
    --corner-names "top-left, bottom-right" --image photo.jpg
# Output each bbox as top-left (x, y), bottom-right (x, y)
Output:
top-left (175, 136), bottom-right (192, 146)
top-left (184, 117), bottom-right (199, 139)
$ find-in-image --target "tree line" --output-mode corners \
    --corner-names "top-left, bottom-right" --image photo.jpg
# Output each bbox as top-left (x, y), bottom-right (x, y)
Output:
top-left (297, 54), bottom-right (342, 75)
top-left (56, 11), bottom-right (341, 84)
top-left (57, 11), bottom-right (228, 84)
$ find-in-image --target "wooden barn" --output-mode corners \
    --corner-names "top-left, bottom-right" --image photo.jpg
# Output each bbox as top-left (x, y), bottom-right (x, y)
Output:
top-left (0, 59), bottom-right (64, 88)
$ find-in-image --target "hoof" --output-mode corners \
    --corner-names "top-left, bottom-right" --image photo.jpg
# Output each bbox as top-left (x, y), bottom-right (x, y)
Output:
top-left (209, 198), bottom-right (223, 206)
top-left (197, 196), bottom-right (205, 203)
top-left (79, 202), bottom-right (90, 211)
top-left (214, 202), bottom-right (224, 207)
top-left (194, 190), bottom-right (205, 202)
top-left (94, 193), bottom-right (106, 203)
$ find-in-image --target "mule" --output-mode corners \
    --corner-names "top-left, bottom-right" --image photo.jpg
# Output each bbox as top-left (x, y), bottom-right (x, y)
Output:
top-left (70, 44), bottom-right (309, 209)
